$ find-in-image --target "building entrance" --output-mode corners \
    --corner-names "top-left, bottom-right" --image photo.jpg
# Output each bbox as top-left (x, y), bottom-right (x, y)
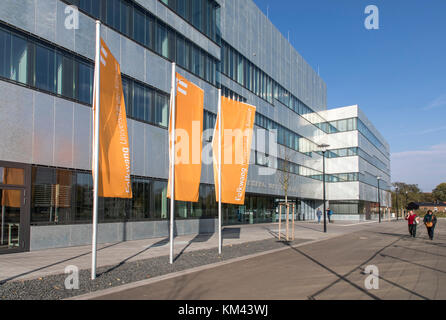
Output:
top-left (0, 163), bottom-right (31, 253)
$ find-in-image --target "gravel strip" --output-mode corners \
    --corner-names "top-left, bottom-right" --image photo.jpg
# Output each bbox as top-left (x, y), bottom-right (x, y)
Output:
top-left (0, 237), bottom-right (307, 300)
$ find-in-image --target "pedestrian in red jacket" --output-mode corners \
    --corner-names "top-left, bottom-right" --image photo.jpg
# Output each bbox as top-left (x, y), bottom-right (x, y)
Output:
top-left (405, 210), bottom-right (420, 238)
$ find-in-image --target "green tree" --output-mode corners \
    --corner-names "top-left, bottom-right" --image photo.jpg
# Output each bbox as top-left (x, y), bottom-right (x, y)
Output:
top-left (419, 192), bottom-right (434, 203)
top-left (433, 183), bottom-right (446, 202)
top-left (391, 182), bottom-right (422, 210)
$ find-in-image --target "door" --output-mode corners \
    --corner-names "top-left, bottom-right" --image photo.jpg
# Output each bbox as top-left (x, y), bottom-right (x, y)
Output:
top-left (0, 163), bottom-right (30, 254)
top-left (0, 188), bottom-right (24, 252)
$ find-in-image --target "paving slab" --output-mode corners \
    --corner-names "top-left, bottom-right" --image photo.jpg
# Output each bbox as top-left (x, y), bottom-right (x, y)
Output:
top-left (83, 220), bottom-right (446, 300)
top-left (0, 220), bottom-right (374, 284)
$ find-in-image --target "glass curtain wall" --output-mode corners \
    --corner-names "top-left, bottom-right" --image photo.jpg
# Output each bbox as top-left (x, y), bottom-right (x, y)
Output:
top-left (31, 166), bottom-right (281, 226)
top-left (64, 0), bottom-right (218, 85)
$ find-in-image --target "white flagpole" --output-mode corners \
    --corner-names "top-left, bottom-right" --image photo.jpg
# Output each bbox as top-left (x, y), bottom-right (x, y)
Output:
top-left (91, 20), bottom-right (101, 280)
top-left (218, 89), bottom-right (222, 255)
top-left (169, 63), bottom-right (176, 264)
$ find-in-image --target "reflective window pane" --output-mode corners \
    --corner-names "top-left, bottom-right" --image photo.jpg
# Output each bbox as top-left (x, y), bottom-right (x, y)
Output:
top-left (11, 34), bottom-right (28, 84)
top-left (0, 28), bottom-right (11, 79)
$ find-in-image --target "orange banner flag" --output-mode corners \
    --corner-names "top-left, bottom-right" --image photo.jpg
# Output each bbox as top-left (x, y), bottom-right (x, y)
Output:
top-left (213, 97), bottom-right (256, 205)
top-left (92, 38), bottom-right (132, 198)
top-left (167, 73), bottom-right (204, 202)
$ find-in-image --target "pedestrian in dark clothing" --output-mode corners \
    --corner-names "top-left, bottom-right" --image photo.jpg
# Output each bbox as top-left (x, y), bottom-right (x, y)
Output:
top-left (423, 210), bottom-right (437, 240)
top-left (405, 210), bottom-right (419, 238)
top-left (327, 208), bottom-right (333, 223)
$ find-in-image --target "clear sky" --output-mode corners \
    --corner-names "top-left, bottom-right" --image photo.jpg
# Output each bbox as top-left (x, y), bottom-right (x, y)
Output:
top-left (252, 0), bottom-right (446, 192)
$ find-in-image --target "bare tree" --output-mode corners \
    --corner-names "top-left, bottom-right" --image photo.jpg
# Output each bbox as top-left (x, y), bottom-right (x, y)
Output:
top-left (278, 149), bottom-right (293, 206)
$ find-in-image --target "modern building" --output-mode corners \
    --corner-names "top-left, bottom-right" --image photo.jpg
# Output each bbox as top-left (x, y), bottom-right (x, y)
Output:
top-left (318, 105), bottom-right (392, 220)
top-left (0, 0), bottom-right (390, 253)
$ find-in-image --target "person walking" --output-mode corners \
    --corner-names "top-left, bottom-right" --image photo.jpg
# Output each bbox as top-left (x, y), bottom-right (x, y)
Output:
top-left (423, 210), bottom-right (437, 240)
top-left (327, 208), bottom-right (333, 223)
top-left (405, 210), bottom-right (419, 238)
top-left (316, 208), bottom-right (322, 224)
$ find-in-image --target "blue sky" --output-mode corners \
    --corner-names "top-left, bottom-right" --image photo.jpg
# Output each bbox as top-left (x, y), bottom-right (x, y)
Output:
top-left (252, 0), bottom-right (446, 192)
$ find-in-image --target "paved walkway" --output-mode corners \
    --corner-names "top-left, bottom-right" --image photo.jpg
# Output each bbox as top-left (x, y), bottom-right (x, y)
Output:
top-left (81, 220), bottom-right (446, 300)
top-left (0, 220), bottom-right (378, 283)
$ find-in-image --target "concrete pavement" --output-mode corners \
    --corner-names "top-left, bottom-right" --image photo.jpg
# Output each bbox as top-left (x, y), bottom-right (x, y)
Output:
top-left (80, 220), bottom-right (446, 300)
top-left (0, 220), bottom-right (376, 284)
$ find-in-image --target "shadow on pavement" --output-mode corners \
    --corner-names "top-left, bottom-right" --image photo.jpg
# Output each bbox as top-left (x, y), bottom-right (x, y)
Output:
top-left (173, 233), bottom-right (214, 263)
top-left (281, 230), bottom-right (433, 300)
top-left (393, 244), bottom-right (446, 258)
top-left (0, 241), bottom-right (124, 285)
top-left (99, 237), bottom-right (172, 277)
top-left (379, 253), bottom-right (446, 275)
top-left (222, 227), bottom-right (241, 240)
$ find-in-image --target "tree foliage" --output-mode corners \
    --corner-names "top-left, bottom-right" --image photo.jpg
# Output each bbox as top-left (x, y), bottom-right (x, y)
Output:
top-left (433, 183), bottom-right (446, 202)
top-left (391, 182), bottom-right (446, 210)
top-left (391, 182), bottom-right (422, 210)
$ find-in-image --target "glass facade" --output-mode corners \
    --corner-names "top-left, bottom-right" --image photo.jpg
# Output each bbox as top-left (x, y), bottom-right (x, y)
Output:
top-left (221, 40), bottom-right (273, 104)
top-left (64, 0), bottom-right (218, 85)
top-left (30, 166), bottom-right (296, 226)
top-left (255, 112), bottom-right (318, 156)
top-left (317, 116), bottom-right (389, 159)
top-left (220, 40), bottom-right (328, 132)
top-left (315, 117), bottom-right (357, 134)
top-left (221, 85), bottom-right (247, 103)
top-left (330, 200), bottom-right (380, 217)
top-left (122, 77), bottom-right (170, 128)
top-left (357, 148), bottom-right (389, 173)
top-left (357, 118), bottom-right (388, 156)
top-left (0, 24), bottom-right (92, 104)
top-left (159, 0), bottom-right (220, 43)
top-left (254, 151), bottom-right (360, 183)
top-left (203, 109), bottom-right (216, 131)
top-left (323, 147), bottom-right (358, 158)
top-left (0, 23), bottom-right (172, 127)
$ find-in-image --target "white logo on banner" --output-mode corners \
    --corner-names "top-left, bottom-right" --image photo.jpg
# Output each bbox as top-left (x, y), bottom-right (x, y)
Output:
top-left (100, 46), bottom-right (108, 66)
top-left (177, 79), bottom-right (188, 96)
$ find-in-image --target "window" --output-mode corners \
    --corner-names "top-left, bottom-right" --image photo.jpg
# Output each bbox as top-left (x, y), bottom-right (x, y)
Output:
top-left (106, 0), bottom-right (121, 32)
top-left (146, 14), bottom-right (154, 49)
top-left (0, 28), bottom-right (11, 79)
top-left (159, 0), bottom-right (219, 43)
top-left (0, 167), bottom-right (25, 185)
top-left (60, 54), bottom-right (75, 99)
top-left (168, 28), bottom-right (175, 61)
top-left (120, 0), bottom-right (132, 37)
top-left (176, 36), bottom-right (185, 67)
top-left (35, 44), bottom-right (55, 93)
top-left (145, 90), bottom-right (154, 124)
top-left (1, 22), bottom-right (174, 128)
top-left (192, 0), bottom-right (202, 31)
top-left (155, 93), bottom-right (168, 127)
top-left (11, 33), bottom-right (28, 84)
top-left (76, 60), bottom-right (93, 105)
top-left (133, 82), bottom-right (146, 122)
top-left (64, 0), bottom-right (217, 85)
top-left (192, 46), bottom-right (201, 76)
top-left (133, 8), bottom-right (146, 45)
top-left (176, 0), bottom-right (187, 18)
top-left (122, 77), bottom-right (132, 116)
top-left (156, 23), bottom-right (168, 58)
top-left (79, 0), bottom-right (100, 18)
top-left (204, 110), bottom-right (216, 131)
top-left (237, 53), bottom-right (243, 85)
